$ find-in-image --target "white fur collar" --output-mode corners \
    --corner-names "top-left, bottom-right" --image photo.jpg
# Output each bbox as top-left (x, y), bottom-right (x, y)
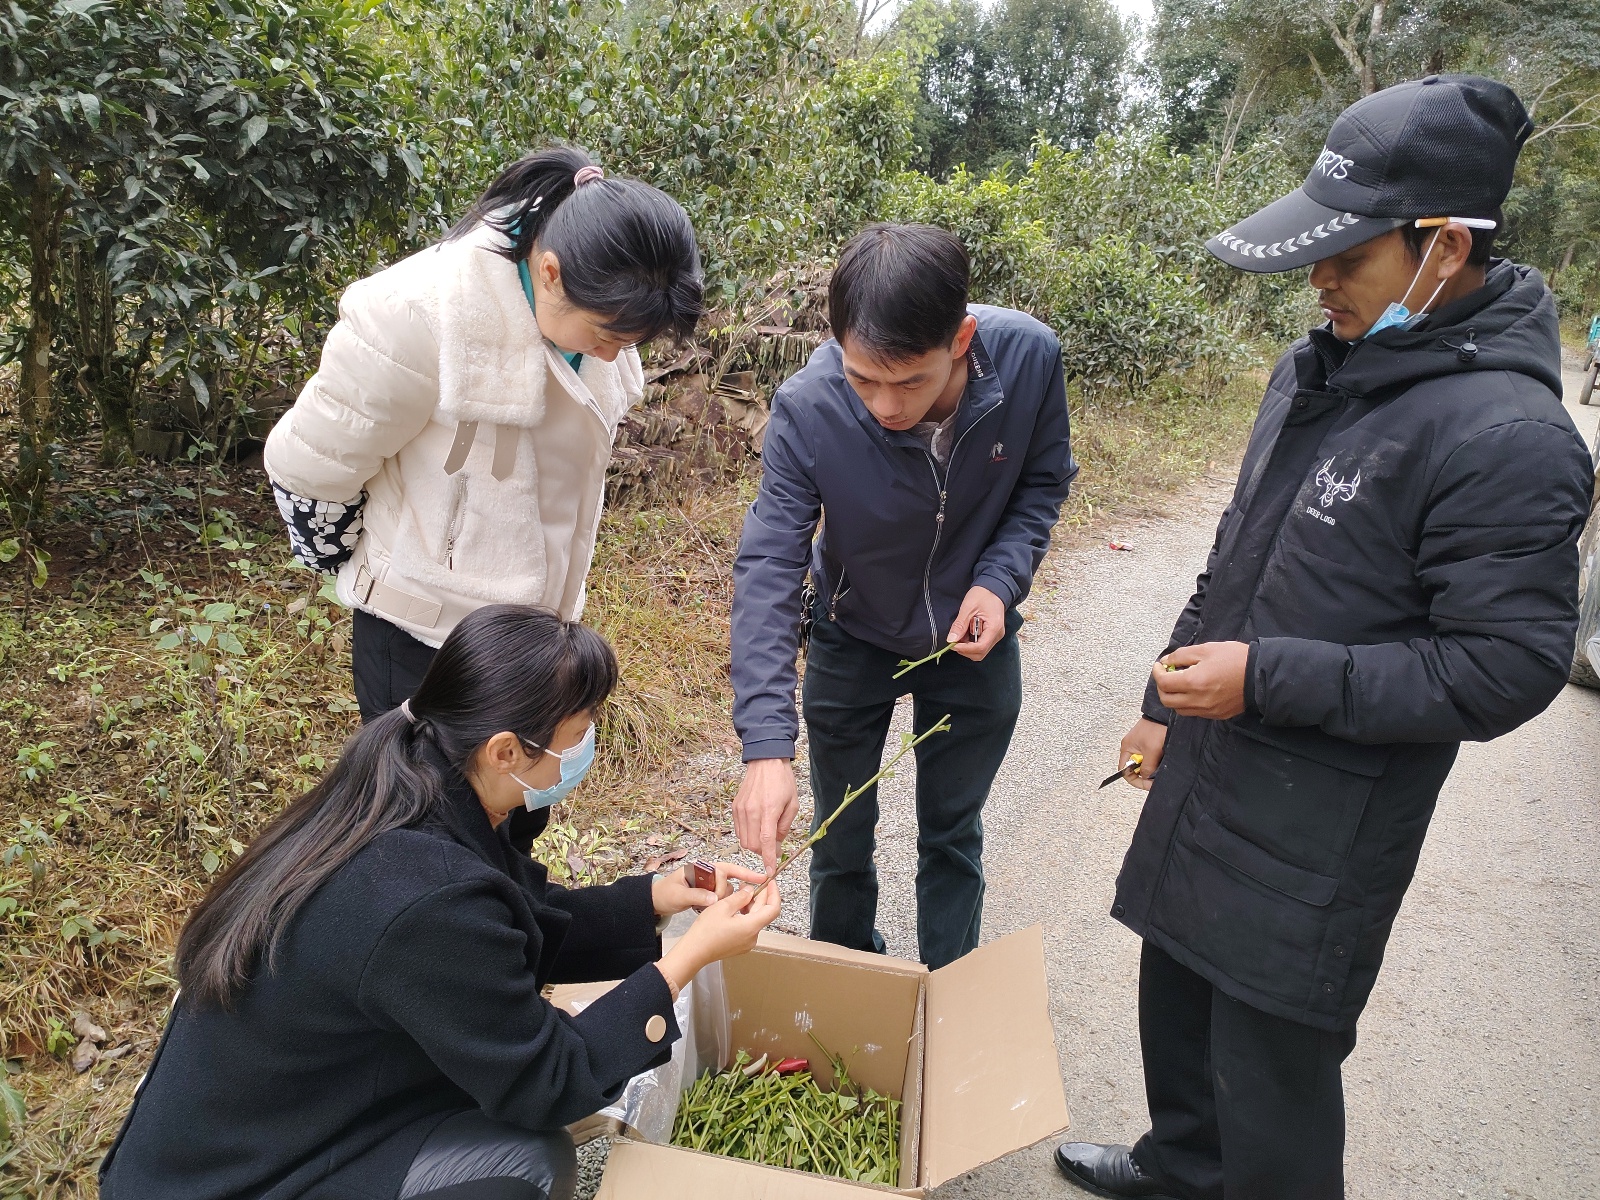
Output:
top-left (434, 224), bottom-right (627, 428)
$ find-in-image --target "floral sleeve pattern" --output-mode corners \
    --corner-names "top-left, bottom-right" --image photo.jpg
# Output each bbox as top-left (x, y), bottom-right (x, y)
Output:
top-left (271, 481), bottom-right (364, 574)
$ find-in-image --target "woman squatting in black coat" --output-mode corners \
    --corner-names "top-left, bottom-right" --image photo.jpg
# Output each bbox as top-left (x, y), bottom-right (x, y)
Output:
top-left (99, 604), bottom-right (780, 1200)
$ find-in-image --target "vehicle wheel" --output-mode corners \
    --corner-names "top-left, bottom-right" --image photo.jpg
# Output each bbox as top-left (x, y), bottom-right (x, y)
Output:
top-left (1570, 497), bottom-right (1600, 687)
top-left (1582, 361), bottom-right (1599, 406)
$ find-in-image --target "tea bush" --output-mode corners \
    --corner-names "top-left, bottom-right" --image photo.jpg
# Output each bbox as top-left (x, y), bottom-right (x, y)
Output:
top-left (887, 134), bottom-right (1309, 400)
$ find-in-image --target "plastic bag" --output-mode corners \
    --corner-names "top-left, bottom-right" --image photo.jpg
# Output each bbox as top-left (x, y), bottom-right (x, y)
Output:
top-left (568, 922), bottom-right (731, 1144)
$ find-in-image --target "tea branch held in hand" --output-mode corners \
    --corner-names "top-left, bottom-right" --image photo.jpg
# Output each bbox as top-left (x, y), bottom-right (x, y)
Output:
top-left (892, 643), bottom-right (958, 679)
top-left (750, 714), bottom-right (953, 893)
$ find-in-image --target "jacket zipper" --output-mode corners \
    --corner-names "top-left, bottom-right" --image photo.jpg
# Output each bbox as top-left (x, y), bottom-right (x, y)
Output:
top-left (828, 572), bottom-right (850, 621)
top-left (442, 473), bottom-right (468, 570)
top-left (920, 454), bottom-right (948, 653)
top-left (916, 405), bottom-right (1001, 653)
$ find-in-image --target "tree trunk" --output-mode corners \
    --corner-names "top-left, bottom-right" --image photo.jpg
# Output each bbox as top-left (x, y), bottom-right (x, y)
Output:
top-left (1360, 1), bottom-right (1384, 95)
top-left (15, 165), bottom-right (62, 517)
top-left (68, 245), bottom-right (139, 466)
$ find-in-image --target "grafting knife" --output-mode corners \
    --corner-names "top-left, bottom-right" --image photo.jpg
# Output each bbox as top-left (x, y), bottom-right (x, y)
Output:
top-left (1099, 752), bottom-right (1144, 789)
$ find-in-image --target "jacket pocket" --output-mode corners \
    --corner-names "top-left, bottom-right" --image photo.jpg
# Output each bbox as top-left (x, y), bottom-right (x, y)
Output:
top-left (1193, 814), bottom-right (1336, 906)
top-left (1198, 715), bottom-right (1387, 879)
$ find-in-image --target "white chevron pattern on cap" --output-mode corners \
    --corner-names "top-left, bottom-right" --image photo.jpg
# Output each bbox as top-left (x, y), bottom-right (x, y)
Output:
top-left (1216, 213), bottom-right (1360, 259)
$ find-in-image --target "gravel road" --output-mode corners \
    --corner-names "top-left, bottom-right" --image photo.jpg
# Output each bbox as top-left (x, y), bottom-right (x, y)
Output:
top-left (764, 356), bottom-right (1600, 1199)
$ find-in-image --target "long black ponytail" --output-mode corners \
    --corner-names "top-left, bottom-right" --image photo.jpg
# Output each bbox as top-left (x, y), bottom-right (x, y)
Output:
top-left (450, 145), bottom-right (703, 343)
top-left (175, 605), bottom-right (618, 1009)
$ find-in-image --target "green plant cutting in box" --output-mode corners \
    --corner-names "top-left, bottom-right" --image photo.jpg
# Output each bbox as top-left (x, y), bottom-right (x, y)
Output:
top-left (671, 1041), bottom-right (901, 1184)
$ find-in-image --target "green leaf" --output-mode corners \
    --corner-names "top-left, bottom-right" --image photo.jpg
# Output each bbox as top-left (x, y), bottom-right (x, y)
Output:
top-left (202, 849), bottom-right (220, 874)
top-left (398, 146), bottom-right (423, 181)
top-left (0, 539), bottom-right (18, 563)
top-left (77, 92), bottom-right (101, 129)
top-left (201, 602), bottom-right (236, 622)
top-left (189, 623), bottom-right (213, 646)
top-left (30, 550), bottom-right (48, 589)
top-left (216, 631), bottom-right (245, 655)
top-left (242, 114), bottom-right (269, 148)
top-left (186, 370), bottom-right (210, 409)
top-left (156, 632), bottom-right (182, 651)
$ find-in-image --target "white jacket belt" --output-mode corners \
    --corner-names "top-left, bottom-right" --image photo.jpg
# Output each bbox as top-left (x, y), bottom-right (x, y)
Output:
top-left (264, 224), bottom-right (643, 647)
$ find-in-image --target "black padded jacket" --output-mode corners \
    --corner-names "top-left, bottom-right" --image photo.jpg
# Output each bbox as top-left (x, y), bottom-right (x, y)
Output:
top-left (1113, 262), bottom-right (1593, 1031)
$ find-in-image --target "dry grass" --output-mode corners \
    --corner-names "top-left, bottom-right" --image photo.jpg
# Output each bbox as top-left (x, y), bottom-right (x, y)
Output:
top-left (0, 367), bottom-right (1260, 1198)
top-left (1060, 369), bottom-right (1262, 536)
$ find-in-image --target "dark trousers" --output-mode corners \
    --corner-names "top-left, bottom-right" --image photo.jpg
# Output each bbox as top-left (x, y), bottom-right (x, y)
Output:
top-left (352, 609), bottom-right (438, 721)
top-left (1132, 941), bottom-right (1357, 1200)
top-left (801, 604), bottom-right (1023, 969)
top-left (400, 1110), bottom-right (576, 1200)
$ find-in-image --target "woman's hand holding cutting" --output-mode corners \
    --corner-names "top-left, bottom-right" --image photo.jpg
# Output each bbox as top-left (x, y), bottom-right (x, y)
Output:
top-left (655, 880), bottom-right (781, 997)
top-left (651, 860), bottom-right (768, 916)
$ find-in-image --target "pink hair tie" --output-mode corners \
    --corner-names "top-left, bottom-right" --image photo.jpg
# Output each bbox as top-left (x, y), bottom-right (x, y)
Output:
top-left (573, 164), bottom-right (605, 187)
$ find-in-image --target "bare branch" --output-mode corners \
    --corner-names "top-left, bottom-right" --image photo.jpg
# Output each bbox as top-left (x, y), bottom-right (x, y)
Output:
top-left (1526, 90), bottom-right (1600, 142)
top-left (1318, 10), bottom-right (1367, 83)
top-left (1216, 73), bottom-right (1267, 187)
top-left (1307, 50), bottom-right (1338, 99)
top-left (1363, 0), bottom-right (1384, 94)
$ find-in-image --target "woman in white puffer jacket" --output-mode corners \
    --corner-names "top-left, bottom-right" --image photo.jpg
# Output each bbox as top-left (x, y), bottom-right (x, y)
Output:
top-left (265, 146), bottom-right (702, 721)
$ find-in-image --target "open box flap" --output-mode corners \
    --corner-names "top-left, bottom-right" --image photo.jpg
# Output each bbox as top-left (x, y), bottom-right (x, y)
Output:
top-left (754, 929), bottom-right (928, 974)
top-left (598, 1139), bottom-right (903, 1199)
top-left (920, 925), bottom-right (1070, 1187)
top-left (548, 980), bottom-right (618, 1015)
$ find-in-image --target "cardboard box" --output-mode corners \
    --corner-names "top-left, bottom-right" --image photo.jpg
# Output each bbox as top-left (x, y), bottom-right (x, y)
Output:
top-left (559, 924), bottom-right (1069, 1198)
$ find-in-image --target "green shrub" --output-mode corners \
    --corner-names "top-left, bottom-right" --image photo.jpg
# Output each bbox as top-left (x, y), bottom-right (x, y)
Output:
top-left (889, 132), bottom-right (1315, 400)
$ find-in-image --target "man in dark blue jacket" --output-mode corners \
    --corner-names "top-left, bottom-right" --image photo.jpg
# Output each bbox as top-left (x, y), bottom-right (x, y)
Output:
top-left (1057, 76), bottom-right (1593, 1199)
top-left (730, 224), bottom-right (1076, 968)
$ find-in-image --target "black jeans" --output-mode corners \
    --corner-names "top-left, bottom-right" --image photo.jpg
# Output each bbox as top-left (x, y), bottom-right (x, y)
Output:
top-left (353, 609), bottom-right (438, 721)
top-left (1131, 941), bottom-right (1357, 1200)
top-left (801, 602), bottom-right (1023, 969)
top-left (400, 1111), bottom-right (576, 1200)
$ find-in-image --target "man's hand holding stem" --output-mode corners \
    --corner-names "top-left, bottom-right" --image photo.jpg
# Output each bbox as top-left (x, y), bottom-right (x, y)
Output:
top-left (734, 757), bottom-right (799, 870)
top-left (1111, 641), bottom-right (1249, 792)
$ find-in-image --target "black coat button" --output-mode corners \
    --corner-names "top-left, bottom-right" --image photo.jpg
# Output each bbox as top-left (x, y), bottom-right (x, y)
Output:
top-left (1323, 982), bottom-right (1334, 993)
top-left (1333, 945), bottom-right (1346, 957)
top-left (1111, 904), bottom-right (1125, 918)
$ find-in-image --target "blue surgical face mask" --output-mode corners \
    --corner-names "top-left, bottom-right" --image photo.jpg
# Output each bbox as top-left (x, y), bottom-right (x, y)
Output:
top-left (511, 723), bottom-right (596, 810)
top-left (1363, 227), bottom-right (1448, 340)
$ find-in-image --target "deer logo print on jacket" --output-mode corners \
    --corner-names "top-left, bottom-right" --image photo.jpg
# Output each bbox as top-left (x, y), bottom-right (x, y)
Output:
top-left (1315, 459), bottom-right (1361, 508)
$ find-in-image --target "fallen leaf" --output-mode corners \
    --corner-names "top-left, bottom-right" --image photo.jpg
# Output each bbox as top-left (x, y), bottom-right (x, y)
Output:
top-left (72, 1012), bottom-right (107, 1044)
top-left (100, 1044), bottom-right (133, 1062)
top-left (565, 851), bottom-right (587, 878)
top-left (643, 847), bottom-right (689, 873)
top-left (646, 833), bottom-right (666, 847)
top-left (72, 1041), bottom-right (100, 1074)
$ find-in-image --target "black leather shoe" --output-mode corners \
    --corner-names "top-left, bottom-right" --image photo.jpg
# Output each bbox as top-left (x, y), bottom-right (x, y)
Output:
top-left (1054, 1142), bottom-right (1180, 1199)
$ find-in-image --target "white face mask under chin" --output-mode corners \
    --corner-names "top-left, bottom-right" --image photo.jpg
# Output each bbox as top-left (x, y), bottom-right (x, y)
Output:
top-left (1363, 228), bottom-right (1449, 340)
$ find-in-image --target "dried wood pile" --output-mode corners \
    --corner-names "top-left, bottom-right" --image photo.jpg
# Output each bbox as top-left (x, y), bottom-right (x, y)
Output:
top-left (606, 263), bottom-right (831, 501)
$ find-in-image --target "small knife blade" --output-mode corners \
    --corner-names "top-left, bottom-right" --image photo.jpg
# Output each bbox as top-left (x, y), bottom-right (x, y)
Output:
top-left (1099, 753), bottom-right (1144, 789)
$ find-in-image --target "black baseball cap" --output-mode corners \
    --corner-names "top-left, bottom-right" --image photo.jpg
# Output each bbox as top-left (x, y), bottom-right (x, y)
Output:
top-left (1207, 74), bottom-right (1533, 273)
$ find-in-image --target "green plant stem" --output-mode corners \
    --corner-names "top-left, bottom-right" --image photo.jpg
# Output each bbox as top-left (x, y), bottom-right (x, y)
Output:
top-left (892, 642), bottom-right (958, 679)
top-left (749, 714), bottom-right (953, 894)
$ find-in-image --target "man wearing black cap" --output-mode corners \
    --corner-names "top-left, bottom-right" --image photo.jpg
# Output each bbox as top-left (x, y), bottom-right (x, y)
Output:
top-left (1055, 76), bottom-right (1593, 1199)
